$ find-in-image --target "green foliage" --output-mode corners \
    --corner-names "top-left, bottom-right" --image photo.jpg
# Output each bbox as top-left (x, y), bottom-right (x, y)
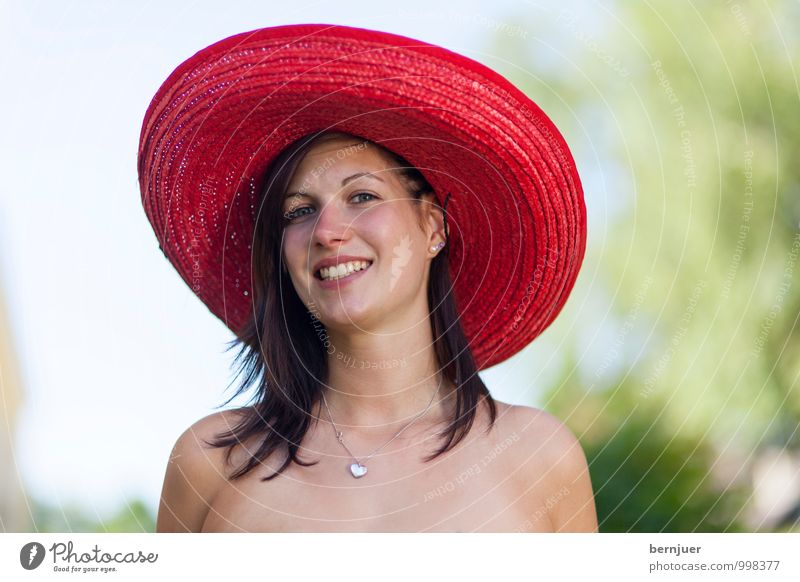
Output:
top-left (547, 379), bottom-right (750, 532)
top-left (589, 422), bottom-right (748, 533)
top-left (30, 498), bottom-right (156, 533)
top-left (494, 0), bottom-right (800, 531)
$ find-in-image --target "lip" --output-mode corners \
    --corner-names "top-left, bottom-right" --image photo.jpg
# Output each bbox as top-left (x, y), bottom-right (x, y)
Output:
top-left (311, 254), bottom-right (373, 277)
top-left (314, 260), bottom-right (373, 290)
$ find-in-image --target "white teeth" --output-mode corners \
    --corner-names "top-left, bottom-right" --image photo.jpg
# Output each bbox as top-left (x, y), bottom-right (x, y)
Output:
top-left (318, 260), bottom-right (371, 281)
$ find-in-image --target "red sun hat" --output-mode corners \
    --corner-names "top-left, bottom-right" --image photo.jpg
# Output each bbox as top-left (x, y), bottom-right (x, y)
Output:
top-left (137, 23), bottom-right (586, 370)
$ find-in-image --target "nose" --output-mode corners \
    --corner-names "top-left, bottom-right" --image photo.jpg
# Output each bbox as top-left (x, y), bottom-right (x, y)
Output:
top-left (311, 199), bottom-right (353, 247)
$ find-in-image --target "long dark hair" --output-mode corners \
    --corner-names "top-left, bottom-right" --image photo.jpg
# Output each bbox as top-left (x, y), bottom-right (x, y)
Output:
top-left (208, 130), bottom-right (497, 481)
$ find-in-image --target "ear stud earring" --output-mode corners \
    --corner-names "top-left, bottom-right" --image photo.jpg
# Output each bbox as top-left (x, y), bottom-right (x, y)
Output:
top-left (430, 241), bottom-right (445, 252)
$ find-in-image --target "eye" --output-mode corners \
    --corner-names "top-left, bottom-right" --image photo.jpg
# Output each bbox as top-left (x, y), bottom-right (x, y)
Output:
top-left (351, 191), bottom-right (377, 203)
top-left (284, 206), bottom-right (313, 222)
top-left (284, 192), bottom-right (378, 223)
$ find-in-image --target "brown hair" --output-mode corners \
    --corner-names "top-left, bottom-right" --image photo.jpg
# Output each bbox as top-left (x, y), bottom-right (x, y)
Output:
top-left (208, 130), bottom-right (496, 480)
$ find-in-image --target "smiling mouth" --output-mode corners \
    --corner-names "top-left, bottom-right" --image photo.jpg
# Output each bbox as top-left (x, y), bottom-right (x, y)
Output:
top-left (315, 260), bottom-right (373, 282)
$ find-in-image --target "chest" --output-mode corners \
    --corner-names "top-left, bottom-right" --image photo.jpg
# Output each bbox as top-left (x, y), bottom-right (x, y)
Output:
top-left (202, 423), bottom-right (553, 532)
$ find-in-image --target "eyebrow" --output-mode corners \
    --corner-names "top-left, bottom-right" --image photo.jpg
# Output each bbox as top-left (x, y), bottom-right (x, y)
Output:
top-left (284, 172), bottom-right (385, 200)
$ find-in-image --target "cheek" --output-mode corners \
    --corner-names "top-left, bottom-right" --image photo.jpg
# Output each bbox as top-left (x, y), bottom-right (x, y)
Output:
top-left (358, 210), bottom-right (429, 285)
top-left (282, 228), bottom-right (310, 269)
top-left (357, 205), bottom-right (417, 248)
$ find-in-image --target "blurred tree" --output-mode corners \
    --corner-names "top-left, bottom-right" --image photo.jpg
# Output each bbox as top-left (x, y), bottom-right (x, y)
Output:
top-left (492, 0), bottom-right (800, 530)
top-left (31, 498), bottom-right (155, 533)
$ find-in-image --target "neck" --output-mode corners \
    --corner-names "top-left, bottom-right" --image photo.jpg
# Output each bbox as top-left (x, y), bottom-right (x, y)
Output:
top-left (315, 326), bottom-right (455, 439)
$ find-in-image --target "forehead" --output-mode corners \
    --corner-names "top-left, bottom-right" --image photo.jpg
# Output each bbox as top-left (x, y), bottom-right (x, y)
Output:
top-left (288, 139), bottom-right (395, 190)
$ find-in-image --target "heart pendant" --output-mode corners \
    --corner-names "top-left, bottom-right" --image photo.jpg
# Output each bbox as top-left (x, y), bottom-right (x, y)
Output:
top-left (349, 463), bottom-right (368, 478)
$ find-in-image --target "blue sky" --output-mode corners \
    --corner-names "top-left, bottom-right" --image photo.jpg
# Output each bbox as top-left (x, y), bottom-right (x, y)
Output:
top-left (0, 0), bottom-right (603, 517)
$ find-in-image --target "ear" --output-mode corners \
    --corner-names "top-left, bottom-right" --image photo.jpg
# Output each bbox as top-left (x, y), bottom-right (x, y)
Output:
top-left (419, 192), bottom-right (447, 252)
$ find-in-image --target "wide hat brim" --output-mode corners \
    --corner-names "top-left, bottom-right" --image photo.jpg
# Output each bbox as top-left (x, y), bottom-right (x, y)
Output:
top-left (137, 23), bottom-right (586, 370)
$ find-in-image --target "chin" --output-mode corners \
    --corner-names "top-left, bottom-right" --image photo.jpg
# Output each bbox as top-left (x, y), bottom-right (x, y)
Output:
top-left (313, 298), bottom-right (374, 328)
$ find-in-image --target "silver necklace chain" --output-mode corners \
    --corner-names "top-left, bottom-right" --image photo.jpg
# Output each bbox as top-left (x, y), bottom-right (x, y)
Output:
top-left (319, 373), bottom-right (445, 478)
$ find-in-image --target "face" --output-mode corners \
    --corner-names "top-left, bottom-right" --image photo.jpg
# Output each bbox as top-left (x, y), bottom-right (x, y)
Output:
top-left (281, 137), bottom-right (441, 333)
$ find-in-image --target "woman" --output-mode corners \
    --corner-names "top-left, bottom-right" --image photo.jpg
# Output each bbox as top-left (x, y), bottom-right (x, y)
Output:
top-left (138, 24), bottom-right (597, 532)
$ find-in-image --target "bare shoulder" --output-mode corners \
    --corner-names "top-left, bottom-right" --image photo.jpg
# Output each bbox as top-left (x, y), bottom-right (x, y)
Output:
top-left (497, 402), bottom-right (578, 451)
top-left (155, 407), bottom-right (250, 532)
top-left (492, 400), bottom-right (599, 532)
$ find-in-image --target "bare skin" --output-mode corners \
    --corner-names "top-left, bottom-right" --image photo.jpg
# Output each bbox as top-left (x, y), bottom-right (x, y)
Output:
top-left (159, 400), bottom-right (597, 532)
top-left (156, 136), bottom-right (598, 533)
